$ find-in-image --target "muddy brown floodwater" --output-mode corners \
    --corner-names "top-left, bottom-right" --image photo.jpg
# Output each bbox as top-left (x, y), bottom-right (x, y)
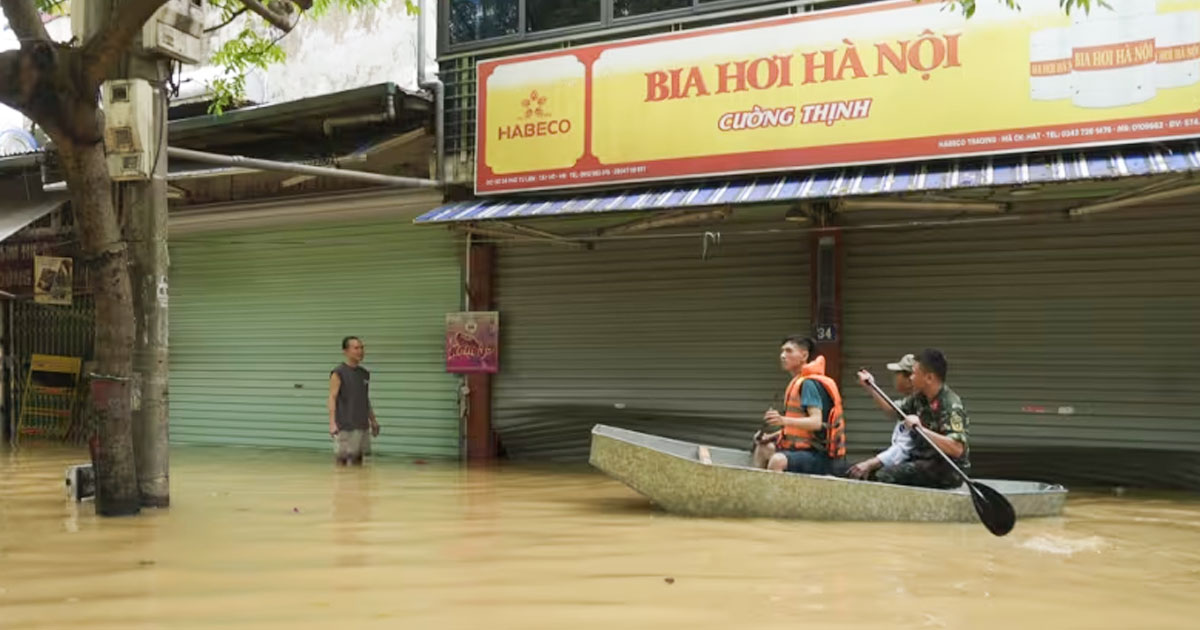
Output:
top-left (2, 445), bottom-right (1199, 629)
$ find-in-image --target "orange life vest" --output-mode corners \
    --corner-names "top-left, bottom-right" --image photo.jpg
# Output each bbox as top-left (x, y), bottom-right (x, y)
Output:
top-left (777, 356), bottom-right (847, 458)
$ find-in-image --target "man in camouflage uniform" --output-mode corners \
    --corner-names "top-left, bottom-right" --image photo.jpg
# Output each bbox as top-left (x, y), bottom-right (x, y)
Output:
top-left (856, 348), bottom-right (968, 489)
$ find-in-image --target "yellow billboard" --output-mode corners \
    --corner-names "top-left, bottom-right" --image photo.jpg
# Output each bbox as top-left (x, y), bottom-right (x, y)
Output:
top-left (476, 0), bottom-right (1200, 194)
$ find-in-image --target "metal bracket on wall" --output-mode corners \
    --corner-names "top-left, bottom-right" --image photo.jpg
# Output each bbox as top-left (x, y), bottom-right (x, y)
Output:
top-left (456, 222), bottom-right (590, 250)
top-left (1068, 177), bottom-right (1200, 217)
top-left (809, 201), bottom-right (838, 227)
top-left (701, 231), bottom-right (721, 260)
top-left (595, 206), bottom-right (732, 237)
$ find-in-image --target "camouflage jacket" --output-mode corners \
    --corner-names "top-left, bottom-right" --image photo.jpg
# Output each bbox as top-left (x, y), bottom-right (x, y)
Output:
top-left (899, 385), bottom-right (970, 469)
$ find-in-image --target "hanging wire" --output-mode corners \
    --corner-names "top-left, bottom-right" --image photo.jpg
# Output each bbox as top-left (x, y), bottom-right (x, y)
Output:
top-left (451, 212), bottom-right (1038, 248)
top-left (161, 211), bottom-right (1046, 249)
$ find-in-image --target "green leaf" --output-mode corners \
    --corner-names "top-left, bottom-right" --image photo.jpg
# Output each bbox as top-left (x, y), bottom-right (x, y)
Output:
top-left (935, 0), bottom-right (1098, 16)
top-left (35, 0), bottom-right (69, 15)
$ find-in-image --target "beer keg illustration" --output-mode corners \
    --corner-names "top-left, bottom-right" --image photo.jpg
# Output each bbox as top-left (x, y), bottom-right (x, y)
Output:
top-left (1156, 11), bottom-right (1200, 89)
top-left (1070, 0), bottom-right (1158, 108)
top-left (1030, 27), bottom-right (1072, 101)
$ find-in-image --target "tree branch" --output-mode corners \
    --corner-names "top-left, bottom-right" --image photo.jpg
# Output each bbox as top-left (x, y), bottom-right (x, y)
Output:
top-left (0, 48), bottom-right (24, 111)
top-left (205, 7), bottom-right (247, 33)
top-left (80, 0), bottom-right (170, 89)
top-left (0, 45), bottom-right (71, 141)
top-left (1, 0), bottom-right (51, 43)
top-left (240, 0), bottom-right (296, 32)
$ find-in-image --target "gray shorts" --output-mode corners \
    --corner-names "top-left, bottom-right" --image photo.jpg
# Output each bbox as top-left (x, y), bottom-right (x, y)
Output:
top-left (333, 429), bottom-right (369, 460)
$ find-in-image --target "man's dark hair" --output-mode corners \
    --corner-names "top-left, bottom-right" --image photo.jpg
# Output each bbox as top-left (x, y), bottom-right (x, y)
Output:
top-left (781, 335), bottom-right (817, 357)
top-left (342, 336), bottom-right (361, 350)
top-left (916, 348), bottom-right (948, 381)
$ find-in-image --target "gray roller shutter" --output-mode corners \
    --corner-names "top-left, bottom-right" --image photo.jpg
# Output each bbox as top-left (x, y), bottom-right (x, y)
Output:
top-left (492, 209), bottom-right (809, 460)
top-left (842, 207), bottom-right (1200, 488)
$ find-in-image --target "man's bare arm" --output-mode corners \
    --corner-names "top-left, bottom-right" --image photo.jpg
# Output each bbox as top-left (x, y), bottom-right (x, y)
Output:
top-left (787, 406), bottom-right (824, 432)
top-left (920, 428), bottom-right (966, 459)
top-left (328, 373), bottom-right (341, 435)
top-left (857, 369), bottom-right (903, 419)
top-left (866, 386), bottom-right (901, 418)
top-left (763, 407), bottom-right (822, 432)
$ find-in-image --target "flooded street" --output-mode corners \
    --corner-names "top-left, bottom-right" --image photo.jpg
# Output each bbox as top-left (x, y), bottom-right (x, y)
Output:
top-left (2, 446), bottom-right (1199, 630)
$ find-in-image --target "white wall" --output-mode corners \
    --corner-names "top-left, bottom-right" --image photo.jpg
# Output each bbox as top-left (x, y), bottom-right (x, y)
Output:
top-left (1, 1), bottom-right (437, 137)
top-left (260, 1), bottom-right (436, 102)
top-left (183, 0), bottom-right (436, 107)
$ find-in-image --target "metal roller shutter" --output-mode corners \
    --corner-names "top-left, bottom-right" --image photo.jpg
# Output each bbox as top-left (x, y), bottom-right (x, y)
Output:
top-left (169, 212), bottom-right (463, 458)
top-left (842, 207), bottom-right (1200, 488)
top-left (492, 209), bottom-right (810, 461)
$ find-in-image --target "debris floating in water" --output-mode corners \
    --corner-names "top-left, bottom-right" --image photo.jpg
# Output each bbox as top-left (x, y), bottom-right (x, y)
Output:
top-left (664, 577), bottom-right (675, 585)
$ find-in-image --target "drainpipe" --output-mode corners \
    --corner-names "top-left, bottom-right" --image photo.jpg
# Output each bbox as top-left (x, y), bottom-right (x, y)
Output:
top-left (322, 92), bottom-right (396, 137)
top-left (417, 0), bottom-right (445, 183)
top-left (166, 147), bottom-right (440, 188)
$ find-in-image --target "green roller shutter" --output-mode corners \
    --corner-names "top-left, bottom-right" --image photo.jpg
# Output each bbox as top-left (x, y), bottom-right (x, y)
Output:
top-left (842, 207), bottom-right (1200, 487)
top-left (169, 206), bottom-right (463, 458)
top-left (492, 208), bottom-right (810, 460)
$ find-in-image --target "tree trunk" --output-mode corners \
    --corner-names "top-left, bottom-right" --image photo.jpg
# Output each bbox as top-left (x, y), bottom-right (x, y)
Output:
top-left (58, 136), bottom-right (141, 518)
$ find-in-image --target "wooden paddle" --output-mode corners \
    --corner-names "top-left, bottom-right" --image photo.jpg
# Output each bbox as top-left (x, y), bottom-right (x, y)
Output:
top-left (861, 373), bottom-right (1016, 537)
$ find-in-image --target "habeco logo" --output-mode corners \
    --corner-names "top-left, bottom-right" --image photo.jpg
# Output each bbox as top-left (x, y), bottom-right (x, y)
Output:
top-left (498, 90), bottom-right (573, 141)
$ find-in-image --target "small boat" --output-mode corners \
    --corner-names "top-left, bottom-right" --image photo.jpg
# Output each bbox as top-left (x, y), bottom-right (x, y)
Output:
top-left (589, 424), bottom-right (1067, 522)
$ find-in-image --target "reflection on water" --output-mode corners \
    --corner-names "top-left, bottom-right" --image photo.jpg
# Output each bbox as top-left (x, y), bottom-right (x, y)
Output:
top-left (2, 445), bottom-right (1200, 629)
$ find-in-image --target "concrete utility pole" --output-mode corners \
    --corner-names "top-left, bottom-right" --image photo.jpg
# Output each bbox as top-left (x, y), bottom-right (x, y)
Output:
top-left (123, 50), bottom-right (170, 508)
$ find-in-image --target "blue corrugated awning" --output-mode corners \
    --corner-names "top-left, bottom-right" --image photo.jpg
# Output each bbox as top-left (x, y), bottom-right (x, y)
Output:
top-left (415, 142), bottom-right (1200, 223)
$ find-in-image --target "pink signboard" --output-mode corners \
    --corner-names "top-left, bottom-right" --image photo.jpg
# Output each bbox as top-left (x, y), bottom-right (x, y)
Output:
top-left (445, 311), bottom-right (499, 374)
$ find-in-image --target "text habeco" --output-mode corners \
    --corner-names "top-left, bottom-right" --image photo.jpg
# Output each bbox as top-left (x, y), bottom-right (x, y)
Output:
top-left (498, 119), bottom-right (572, 140)
top-left (644, 30), bottom-right (962, 102)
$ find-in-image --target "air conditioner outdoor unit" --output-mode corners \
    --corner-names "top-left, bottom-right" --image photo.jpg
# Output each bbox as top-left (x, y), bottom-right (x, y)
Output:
top-left (102, 79), bottom-right (155, 181)
top-left (142, 0), bottom-right (207, 64)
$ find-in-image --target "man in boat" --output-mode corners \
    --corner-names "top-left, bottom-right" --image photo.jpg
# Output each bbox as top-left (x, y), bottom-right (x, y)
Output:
top-left (855, 348), bottom-right (968, 489)
top-left (752, 335), bottom-right (847, 475)
top-left (847, 353), bottom-right (916, 480)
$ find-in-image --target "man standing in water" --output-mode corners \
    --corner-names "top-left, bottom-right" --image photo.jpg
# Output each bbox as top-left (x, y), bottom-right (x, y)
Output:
top-left (856, 348), bottom-right (968, 489)
top-left (847, 353), bottom-right (916, 480)
top-left (328, 336), bottom-right (380, 466)
top-left (752, 335), bottom-right (846, 475)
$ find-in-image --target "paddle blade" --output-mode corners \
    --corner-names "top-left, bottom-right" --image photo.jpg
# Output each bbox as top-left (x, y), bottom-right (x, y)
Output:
top-left (970, 481), bottom-right (1016, 537)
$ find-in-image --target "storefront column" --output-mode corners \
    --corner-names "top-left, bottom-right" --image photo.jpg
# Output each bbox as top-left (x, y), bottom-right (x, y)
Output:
top-left (810, 226), bottom-right (843, 388)
top-left (466, 242), bottom-right (497, 462)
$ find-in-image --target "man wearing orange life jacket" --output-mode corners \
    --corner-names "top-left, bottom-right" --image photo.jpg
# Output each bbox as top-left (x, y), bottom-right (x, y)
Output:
top-left (752, 335), bottom-right (847, 475)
